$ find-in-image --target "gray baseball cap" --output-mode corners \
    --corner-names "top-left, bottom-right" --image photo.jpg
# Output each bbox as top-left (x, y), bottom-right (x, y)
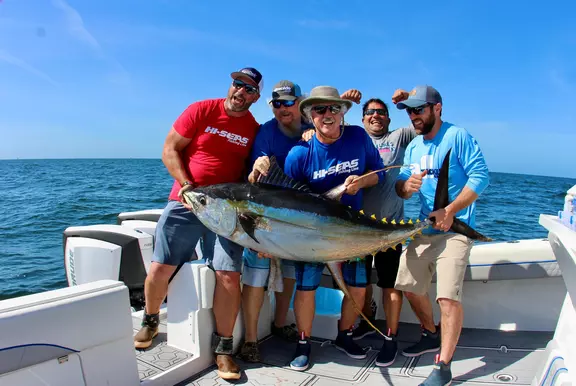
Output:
top-left (397, 85), bottom-right (442, 109)
top-left (272, 80), bottom-right (302, 101)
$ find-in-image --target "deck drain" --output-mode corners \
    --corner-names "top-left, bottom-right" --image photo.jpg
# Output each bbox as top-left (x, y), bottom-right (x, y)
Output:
top-left (494, 373), bottom-right (516, 382)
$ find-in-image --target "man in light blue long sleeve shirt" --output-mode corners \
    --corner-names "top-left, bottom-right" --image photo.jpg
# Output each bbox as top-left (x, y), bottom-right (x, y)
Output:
top-left (392, 85), bottom-right (490, 386)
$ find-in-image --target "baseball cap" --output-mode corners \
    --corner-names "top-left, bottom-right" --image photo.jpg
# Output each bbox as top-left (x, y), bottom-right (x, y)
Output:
top-left (397, 85), bottom-right (442, 109)
top-left (230, 67), bottom-right (264, 94)
top-left (271, 80), bottom-right (302, 101)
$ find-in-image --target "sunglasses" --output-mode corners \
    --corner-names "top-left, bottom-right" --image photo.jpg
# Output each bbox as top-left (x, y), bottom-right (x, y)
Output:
top-left (232, 79), bottom-right (258, 95)
top-left (271, 99), bottom-right (296, 108)
top-left (364, 108), bottom-right (388, 116)
top-left (405, 104), bottom-right (432, 115)
top-left (311, 104), bottom-right (342, 115)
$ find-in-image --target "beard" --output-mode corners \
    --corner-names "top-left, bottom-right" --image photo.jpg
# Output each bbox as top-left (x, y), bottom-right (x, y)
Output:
top-left (412, 115), bottom-right (435, 135)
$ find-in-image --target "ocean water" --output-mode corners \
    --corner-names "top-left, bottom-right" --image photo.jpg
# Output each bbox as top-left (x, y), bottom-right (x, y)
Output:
top-left (1, 159), bottom-right (574, 301)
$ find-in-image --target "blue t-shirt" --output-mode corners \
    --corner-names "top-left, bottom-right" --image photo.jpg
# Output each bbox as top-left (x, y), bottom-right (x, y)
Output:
top-left (397, 122), bottom-right (490, 233)
top-left (284, 125), bottom-right (385, 210)
top-left (250, 118), bottom-right (313, 170)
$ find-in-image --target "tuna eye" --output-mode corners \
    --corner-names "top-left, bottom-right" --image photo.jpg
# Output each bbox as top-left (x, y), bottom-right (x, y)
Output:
top-left (199, 196), bottom-right (206, 206)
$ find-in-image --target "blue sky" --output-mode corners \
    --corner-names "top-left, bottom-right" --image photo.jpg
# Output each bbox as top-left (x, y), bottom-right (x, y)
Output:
top-left (0, 0), bottom-right (575, 178)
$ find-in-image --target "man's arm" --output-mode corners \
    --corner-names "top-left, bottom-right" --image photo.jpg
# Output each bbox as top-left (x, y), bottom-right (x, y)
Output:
top-left (162, 128), bottom-right (193, 185)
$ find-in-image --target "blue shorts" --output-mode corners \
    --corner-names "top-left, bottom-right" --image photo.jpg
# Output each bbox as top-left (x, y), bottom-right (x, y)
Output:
top-left (152, 200), bottom-right (243, 272)
top-left (295, 260), bottom-right (367, 291)
top-left (242, 249), bottom-right (296, 288)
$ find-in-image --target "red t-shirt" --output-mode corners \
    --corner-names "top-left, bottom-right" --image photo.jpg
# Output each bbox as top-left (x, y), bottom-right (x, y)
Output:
top-left (167, 98), bottom-right (260, 201)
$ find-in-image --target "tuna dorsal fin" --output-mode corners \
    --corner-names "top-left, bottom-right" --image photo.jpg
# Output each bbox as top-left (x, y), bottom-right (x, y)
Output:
top-left (433, 148), bottom-right (451, 211)
top-left (256, 155), bottom-right (311, 193)
top-left (322, 184), bottom-right (346, 201)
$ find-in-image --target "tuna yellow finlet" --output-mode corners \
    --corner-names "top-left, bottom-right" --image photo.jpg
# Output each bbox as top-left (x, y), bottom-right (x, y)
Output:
top-left (391, 219), bottom-right (396, 225)
top-left (381, 217), bottom-right (387, 223)
top-left (400, 219), bottom-right (405, 225)
top-left (371, 214), bottom-right (376, 220)
top-left (408, 219), bottom-right (413, 224)
top-left (359, 210), bottom-right (364, 215)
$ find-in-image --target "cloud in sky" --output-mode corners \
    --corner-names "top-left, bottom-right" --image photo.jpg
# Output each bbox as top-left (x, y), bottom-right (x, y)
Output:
top-left (51, 0), bottom-right (130, 83)
top-left (0, 49), bottom-right (59, 86)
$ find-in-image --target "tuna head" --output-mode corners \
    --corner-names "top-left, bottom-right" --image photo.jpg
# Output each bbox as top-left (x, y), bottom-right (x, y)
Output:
top-left (181, 188), bottom-right (238, 237)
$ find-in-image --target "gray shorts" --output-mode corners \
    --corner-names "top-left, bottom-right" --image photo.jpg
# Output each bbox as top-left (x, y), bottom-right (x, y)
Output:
top-left (153, 200), bottom-right (243, 272)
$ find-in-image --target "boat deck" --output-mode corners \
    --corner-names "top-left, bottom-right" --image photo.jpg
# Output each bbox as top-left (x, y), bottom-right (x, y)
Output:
top-left (133, 317), bottom-right (552, 385)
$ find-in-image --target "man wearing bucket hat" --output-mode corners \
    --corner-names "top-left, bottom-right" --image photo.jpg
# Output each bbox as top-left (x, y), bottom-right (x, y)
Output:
top-left (134, 67), bottom-right (263, 381)
top-left (239, 81), bottom-right (363, 362)
top-left (282, 85), bottom-right (386, 371)
top-left (393, 85), bottom-right (489, 386)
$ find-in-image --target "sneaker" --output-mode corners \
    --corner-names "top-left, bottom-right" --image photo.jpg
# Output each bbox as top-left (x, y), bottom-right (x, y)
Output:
top-left (419, 355), bottom-right (452, 386)
top-left (238, 341), bottom-right (260, 363)
top-left (402, 327), bottom-right (440, 357)
top-left (134, 313), bottom-right (159, 349)
top-left (375, 331), bottom-right (398, 367)
top-left (334, 329), bottom-right (367, 359)
top-left (272, 322), bottom-right (299, 342)
top-left (290, 336), bottom-right (311, 371)
top-left (352, 319), bottom-right (376, 340)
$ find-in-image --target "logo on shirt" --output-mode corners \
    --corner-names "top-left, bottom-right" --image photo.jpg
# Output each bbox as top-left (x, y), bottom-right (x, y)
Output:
top-left (313, 159), bottom-right (359, 180)
top-left (410, 155), bottom-right (440, 179)
top-left (204, 127), bottom-right (250, 147)
top-left (377, 142), bottom-right (396, 154)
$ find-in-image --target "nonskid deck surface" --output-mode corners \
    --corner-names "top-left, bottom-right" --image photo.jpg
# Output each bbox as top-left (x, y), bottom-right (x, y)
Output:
top-left (132, 314), bottom-right (194, 381)
top-left (178, 322), bottom-right (552, 386)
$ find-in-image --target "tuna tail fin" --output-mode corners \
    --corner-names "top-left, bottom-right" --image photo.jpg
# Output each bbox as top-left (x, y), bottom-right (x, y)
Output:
top-left (431, 149), bottom-right (492, 242)
top-left (256, 156), bottom-right (312, 193)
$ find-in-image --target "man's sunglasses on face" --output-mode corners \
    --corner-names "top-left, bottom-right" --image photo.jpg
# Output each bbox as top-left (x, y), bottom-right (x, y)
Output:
top-left (364, 108), bottom-right (388, 116)
top-left (311, 104), bottom-right (342, 115)
top-left (406, 103), bottom-right (432, 116)
top-left (271, 100), bottom-right (296, 108)
top-left (232, 79), bottom-right (258, 95)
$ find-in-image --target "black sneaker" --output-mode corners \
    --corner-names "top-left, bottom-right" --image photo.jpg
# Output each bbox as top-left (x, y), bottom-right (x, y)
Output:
top-left (352, 320), bottom-right (376, 340)
top-left (334, 329), bottom-right (367, 359)
top-left (271, 322), bottom-right (299, 342)
top-left (402, 327), bottom-right (440, 357)
top-left (375, 332), bottom-right (398, 367)
top-left (419, 355), bottom-right (452, 386)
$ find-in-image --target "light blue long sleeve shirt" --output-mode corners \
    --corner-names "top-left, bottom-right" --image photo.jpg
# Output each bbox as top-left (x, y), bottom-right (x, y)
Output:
top-left (397, 122), bottom-right (489, 233)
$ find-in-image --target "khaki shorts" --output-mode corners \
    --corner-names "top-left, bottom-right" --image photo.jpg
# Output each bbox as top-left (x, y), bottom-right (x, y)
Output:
top-left (394, 233), bottom-right (472, 302)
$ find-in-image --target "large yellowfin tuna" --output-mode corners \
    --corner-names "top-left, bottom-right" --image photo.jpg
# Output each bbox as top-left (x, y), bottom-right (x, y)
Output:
top-left (182, 149), bottom-right (491, 337)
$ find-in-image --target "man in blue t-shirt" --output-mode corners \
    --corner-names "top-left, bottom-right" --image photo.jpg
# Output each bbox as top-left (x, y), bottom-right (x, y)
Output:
top-left (393, 85), bottom-right (490, 386)
top-left (283, 86), bottom-right (385, 371)
top-left (239, 81), bottom-right (359, 363)
top-left (239, 80), bottom-right (312, 362)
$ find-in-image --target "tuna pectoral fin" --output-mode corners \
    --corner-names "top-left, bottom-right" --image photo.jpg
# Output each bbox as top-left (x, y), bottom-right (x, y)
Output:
top-left (325, 262), bottom-right (388, 340)
top-left (238, 213), bottom-right (260, 243)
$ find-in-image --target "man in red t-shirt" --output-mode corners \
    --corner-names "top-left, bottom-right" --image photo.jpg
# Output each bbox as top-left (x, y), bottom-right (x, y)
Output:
top-left (134, 67), bottom-right (263, 381)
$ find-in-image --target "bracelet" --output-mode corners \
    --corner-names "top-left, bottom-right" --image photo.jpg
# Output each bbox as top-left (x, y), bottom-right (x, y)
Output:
top-left (181, 180), bottom-right (194, 188)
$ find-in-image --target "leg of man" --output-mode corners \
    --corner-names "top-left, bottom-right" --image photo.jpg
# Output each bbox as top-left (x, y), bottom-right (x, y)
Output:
top-left (135, 201), bottom-right (203, 349)
top-left (238, 248), bottom-right (269, 362)
top-left (334, 260), bottom-right (368, 359)
top-left (394, 236), bottom-right (441, 358)
top-left (374, 244), bottom-right (403, 367)
top-left (289, 262), bottom-right (325, 371)
top-left (203, 233), bottom-right (244, 380)
top-left (352, 255), bottom-right (377, 340)
top-left (272, 260), bottom-right (298, 341)
top-left (415, 234), bottom-right (472, 386)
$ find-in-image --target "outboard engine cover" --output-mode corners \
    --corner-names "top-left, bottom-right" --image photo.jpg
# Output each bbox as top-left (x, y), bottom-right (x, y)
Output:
top-left (117, 209), bottom-right (164, 224)
top-left (63, 224), bottom-right (153, 310)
